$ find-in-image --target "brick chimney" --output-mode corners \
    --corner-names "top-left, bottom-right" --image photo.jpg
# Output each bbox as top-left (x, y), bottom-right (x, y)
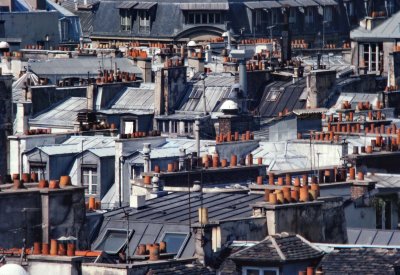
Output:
top-left (351, 181), bottom-right (376, 201)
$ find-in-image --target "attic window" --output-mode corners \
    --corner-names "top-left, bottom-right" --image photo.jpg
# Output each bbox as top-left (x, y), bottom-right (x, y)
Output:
top-left (242, 267), bottom-right (279, 275)
top-left (160, 232), bottom-right (189, 257)
top-left (96, 229), bottom-right (132, 254)
top-left (120, 9), bottom-right (132, 31)
top-left (266, 89), bottom-right (282, 102)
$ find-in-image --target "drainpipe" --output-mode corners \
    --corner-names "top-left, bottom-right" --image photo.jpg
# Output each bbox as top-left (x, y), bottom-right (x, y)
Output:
top-left (239, 60), bottom-right (247, 112)
top-left (119, 156), bottom-right (125, 207)
top-left (195, 118), bottom-right (200, 163)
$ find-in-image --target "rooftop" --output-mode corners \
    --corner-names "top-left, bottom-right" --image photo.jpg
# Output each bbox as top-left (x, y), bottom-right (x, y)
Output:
top-left (318, 247), bottom-right (400, 274)
top-left (229, 233), bottom-right (324, 263)
top-left (351, 10), bottom-right (400, 41)
top-left (29, 58), bottom-right (141, 79)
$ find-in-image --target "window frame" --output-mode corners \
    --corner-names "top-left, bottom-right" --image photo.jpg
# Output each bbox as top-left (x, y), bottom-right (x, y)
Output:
top-left (289, 7), bottom-right (296, 23)
top-left (120, 9), bottom-right (132, 31)
top-left (30, 162), bottom-right (47, 181)
top-left (305, 7), bottom-right (314, 24)
top-left (95, 228), bottom-right (134, 255)
top-left (242, 266), bottom-right (279, 275)
top-left (159, 232), bottom-right (190, 257)
top-left (186, 11), bottom-right (222, 25)
top-left (81, 166), bottom-right (98, 195)
top-left (266, 88), bottom-right (283, 102)
top-left (138, 9), bottom-right (151, 34)
top-left (323, 6), bottom-right (333, 22)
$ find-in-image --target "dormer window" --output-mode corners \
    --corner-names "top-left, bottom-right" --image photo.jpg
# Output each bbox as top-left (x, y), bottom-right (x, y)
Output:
top-left (186, 12), bottom-right (222, 24)
top-left (139, 10), bottom-right (150, 34)
top-left (120, 9), bottom-right (132, 31)
top-left (305, 7), bottom-right (314, 24)
top-left (117, 1), bottom-right (136, 31)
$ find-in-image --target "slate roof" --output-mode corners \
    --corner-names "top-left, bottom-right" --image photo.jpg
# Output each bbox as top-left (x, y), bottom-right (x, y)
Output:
top-left (91, 0), bottom-right (233, 39)
top-left (347, 228), bottom-right (400, 246)
top-left (29, 97), bottom-right (87, 128)
top-left (103, 84), bottom-right (155, 113)
top-left (93, 191), bottom-right (264, 258)
top-left (29, 58), bottom-right (141, 79)
top-left (178, 74), bottom-right (236, 113)
top-left (319, 247), bottom-right (400, 275)
top-left (148, 262), bottom-right (216, 275)
top-left (230, 233), bottom-right (324, 263)
top-left (257, 79), bottom-right (307, 118)
top-left (351, 10), bottom-right (400, 41)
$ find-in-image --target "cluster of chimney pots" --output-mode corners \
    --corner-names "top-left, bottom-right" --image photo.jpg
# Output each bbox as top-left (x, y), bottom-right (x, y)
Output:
top-left (300, 102), bottom-right (400, 152)
top-left (141, 153), bottom-right (263, 184)
top-left (135, 241), bottom-right (167, 261)
top-left (256, 166), bottom-right (365, 205)
top-left (5, 173), bottom-right (72, 190)
top-left (24, 128), bottom-right (52, 135)
top-left (32, 239), bottom-right (76, 257)
top-left (298, 267), bottom-right (324, 275)
top-left (96, 69), bottom-right (137, 84)
top-left (120, 130), bottom-right (161, 139)
top-left (215, 131), bottom-right (254, 143)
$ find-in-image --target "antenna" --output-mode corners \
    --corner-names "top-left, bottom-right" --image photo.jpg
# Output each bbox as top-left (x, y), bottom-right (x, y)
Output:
top-left (122, 208), bottom-right (130, 263)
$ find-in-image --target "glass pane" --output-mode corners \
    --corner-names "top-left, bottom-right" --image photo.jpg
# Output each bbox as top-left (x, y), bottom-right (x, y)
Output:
top-left (215, 13), bottom-right (221, 24)
top-left (263, 271), bottom-right (277, 275)
top-left (96, 230), bottom-right (128, 254)
top-left (162, 233), bottom-right (187, 254)
top-left (246, 269), bottom-right (260, 275)
top-left (195, 13), bottom-right (201, 24)
top-left (202, 13), bottom-right (207, 24)
top-left (209, 13), bottom-right (214, 24)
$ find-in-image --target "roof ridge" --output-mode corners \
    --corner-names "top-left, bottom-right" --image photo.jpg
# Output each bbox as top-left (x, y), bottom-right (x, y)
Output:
top-left (296, 234), bottom-right (324, 253)
top-left (271, 236), bottom-right (286, 261)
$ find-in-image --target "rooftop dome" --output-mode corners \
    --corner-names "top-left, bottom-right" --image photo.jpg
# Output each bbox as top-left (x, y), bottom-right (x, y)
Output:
top-left (220, 99), bottom-right (238, 111)
top-left (0, 41), bottom-right (9, 49)
top-left (187, 40), bottom-right (197, 47)
top-left (0, 264), bottom-right (29, 275)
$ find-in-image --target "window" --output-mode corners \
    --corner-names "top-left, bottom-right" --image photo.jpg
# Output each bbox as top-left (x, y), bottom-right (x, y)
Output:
top-left (324, 6), bottom-right (332, 22)
top-left (188, 13), bottom-right (195, 24)
top-left (60, 20), bottom-right (69, 42)
top-left (305, 7), bottom-right (314, 24)
top-left (124, 120), bottom-right (136, 134)
top-left (242, 267), bottom-right (279, 275)
top-left (289, 8), bottom-right (296, 23)
top-left (82, 167), bottom-right (98, 195)
top-left (271, 9), bottom-right (279, 24)
top-left (186, 12), bottom-right (222, 24)
top-left (348, 2), bottom-right (354, 16)
top-left (362, 43), bottom-right (383, 72)
top-left (266, 88), bottom-right (282, 102)
top-left (139, 10), bottom-right (150, 34)
top-left (96, 229), bottom-right (131, 254)
top-left (120, 9), bottom-right (132, 31)
top-left (30, 163), bottom-right (46, 180)
top-left (160, 232), bottom-right (189, 256)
